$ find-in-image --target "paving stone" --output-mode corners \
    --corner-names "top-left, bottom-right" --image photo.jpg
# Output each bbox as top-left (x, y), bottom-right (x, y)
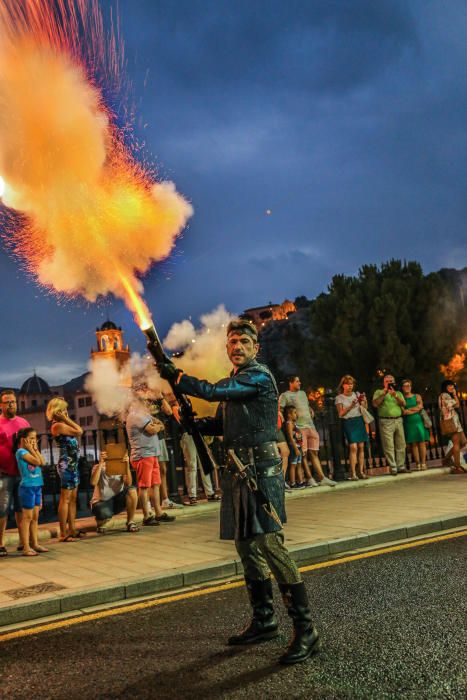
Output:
top-left (0, 597), bottom-right (61, 626)
top-left (289, 542), bottom-right (330, 563)
top-left (368, 527), bottom-right (408, 545)
top-left (440, 514), bottom-right (467, 530)
top-left (406, 520), bottom-right (443, 537)
top-left (183, 561), bottom-right (237, 586)
top-left (328, 534), bottom-right (370, 554)
top-left (60, 585), bottom-right (125, 613)
top-left (124, 573), bottom-right (184, 598)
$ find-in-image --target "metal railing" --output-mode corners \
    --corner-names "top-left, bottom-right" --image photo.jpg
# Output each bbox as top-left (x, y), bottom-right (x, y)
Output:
top-left (10, 400), bottom-right (465, 522)
top-left (315, 396), bottom-right (466, 480)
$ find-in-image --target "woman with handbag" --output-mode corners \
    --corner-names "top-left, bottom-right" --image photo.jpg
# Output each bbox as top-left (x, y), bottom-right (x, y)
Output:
top-left (335, 375), bottom-right (370, 480)
top-left (401, 380), bottom-right (430, 471)
top-left (438, 381), bottom-right (467, 475)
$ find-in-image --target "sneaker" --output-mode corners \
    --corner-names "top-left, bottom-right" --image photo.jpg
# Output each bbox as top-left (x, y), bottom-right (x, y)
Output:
top-left (155, 513), bottom-right (176, 523)
top-left (292, 482), bottom-right (306, 490)
top-left (321, 476), bottom-right (337, 487)
top-left (307, 477), bottom-right (319, 487)
top-left (284, 482), bottom-right (293, 492)
top-left (390, 468), bottom-right (398, 476)
top-left (162, 498), bottom-right (184, 509)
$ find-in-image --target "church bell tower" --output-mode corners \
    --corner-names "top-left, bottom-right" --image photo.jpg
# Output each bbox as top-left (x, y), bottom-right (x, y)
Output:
top-left (91, 320), bottom-right (130, 367)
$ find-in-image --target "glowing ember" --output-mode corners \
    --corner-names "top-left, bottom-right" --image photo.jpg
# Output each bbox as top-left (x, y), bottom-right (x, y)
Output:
top-left (440, 349), bottom-right (466, 380)
top-left (0, 0), bottom-right (192, 325)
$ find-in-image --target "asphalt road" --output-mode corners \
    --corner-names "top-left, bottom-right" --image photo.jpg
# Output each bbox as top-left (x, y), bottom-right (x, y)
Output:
top-left (1, 535), bottom-right (466, 700)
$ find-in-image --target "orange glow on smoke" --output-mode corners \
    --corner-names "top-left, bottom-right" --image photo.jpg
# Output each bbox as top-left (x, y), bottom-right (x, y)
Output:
top-left (0, 1), bottom-right (192, 324)
top-left (440, 351), bottom-right (465, 380)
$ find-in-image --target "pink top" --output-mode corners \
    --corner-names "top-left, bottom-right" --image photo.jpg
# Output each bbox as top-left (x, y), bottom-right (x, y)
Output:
top-left (0, 415), bottom-right (30, 476)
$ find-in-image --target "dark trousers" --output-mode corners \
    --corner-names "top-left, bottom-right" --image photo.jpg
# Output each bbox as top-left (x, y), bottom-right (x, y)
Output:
top-left (235, 530), bottom-right (302, 584)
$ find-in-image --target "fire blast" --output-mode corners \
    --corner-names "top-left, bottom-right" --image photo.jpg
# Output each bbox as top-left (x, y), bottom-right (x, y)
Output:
top-left (0, 0), bottom-right (192, 326)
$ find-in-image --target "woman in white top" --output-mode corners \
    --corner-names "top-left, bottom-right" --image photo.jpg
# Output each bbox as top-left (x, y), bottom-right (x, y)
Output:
top-left (438, 381), bottom-right (466, 474)
top-left (335, 375), bottom-right (369, 480)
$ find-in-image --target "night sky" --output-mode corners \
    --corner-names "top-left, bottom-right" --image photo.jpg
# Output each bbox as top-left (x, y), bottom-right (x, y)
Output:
top-left (0, 0), bottom-right (466, 387)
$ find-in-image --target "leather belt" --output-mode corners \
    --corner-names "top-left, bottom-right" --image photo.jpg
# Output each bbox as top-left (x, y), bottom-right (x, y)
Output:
top-left (233, 441), bottom-right (280, 466)
top-left (254, 462), bottom-right (282, 477)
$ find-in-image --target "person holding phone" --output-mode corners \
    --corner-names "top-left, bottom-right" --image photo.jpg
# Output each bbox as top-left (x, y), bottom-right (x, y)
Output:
top-left (335, 375), bottom-right (369, 480)
top-left (90, 451), bottom-right (139, 532)
top-left (372, 374), bottom-right (406, 475)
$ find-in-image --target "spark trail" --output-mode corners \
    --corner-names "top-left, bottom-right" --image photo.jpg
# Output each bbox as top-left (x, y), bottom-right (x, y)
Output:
top-left (0, 0), bottom-right (192, 326)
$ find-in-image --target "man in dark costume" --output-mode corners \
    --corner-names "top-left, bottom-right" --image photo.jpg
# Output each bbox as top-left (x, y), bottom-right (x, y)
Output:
top-left (158, 319), bottom-right (320, 665)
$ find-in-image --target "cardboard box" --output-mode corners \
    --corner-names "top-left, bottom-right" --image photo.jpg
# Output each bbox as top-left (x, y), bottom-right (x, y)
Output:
top-left (104, 443), bottom-right (128, 476)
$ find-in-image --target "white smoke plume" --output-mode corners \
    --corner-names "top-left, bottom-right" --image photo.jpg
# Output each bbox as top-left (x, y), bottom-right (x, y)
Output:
top-left (85, 306), bottom-right (236, 419)
top-left (85, 353), bottom-right (169, 418)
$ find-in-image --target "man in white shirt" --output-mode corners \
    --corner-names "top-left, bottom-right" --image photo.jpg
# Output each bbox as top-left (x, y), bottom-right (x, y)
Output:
top-left (280, 376), bottom-right (336, 487)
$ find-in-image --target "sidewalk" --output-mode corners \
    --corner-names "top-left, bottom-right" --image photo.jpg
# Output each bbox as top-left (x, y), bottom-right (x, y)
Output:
top-left (1, 469), bottom-right (466, 627)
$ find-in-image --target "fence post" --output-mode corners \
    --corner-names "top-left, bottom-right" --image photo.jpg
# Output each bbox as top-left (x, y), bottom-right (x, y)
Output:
top-left (324, 390), bottom-right (346, 480)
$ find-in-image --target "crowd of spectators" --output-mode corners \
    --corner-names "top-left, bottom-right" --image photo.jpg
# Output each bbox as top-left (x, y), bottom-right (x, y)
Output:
top-left (0, 370), bottom-right (466, 557)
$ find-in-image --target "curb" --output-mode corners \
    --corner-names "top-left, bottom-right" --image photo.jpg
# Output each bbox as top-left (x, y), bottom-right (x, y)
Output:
top-left (3, 465), bottom-right (452, 546)
top-left (1, 511), bottom-right (466, 628)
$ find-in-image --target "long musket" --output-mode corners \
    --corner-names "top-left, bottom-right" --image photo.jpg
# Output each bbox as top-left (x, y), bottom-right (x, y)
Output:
top-left (143, 324), bottom-right (216, 475)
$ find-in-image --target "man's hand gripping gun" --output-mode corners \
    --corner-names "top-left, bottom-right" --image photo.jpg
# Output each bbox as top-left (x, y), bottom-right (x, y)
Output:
top-left (143, 324), bottom-right (216, 475)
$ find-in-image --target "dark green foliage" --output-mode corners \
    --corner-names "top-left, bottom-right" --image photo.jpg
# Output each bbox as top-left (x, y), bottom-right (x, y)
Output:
top-left (260, 261), bottom-right (467, 399)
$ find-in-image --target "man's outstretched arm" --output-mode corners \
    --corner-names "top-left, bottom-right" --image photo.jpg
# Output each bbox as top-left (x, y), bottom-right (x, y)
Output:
top-left (177, 374), bottom-right (259, 402)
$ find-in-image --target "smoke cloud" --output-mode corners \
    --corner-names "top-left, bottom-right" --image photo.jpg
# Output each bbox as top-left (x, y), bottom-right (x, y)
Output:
top-left (164, 305), bottom-right (235, 416)
top-left (0, 1), bottom-right (192, 314)
top-left (85, 306), bottom-right (235, 419)
top-left (85, 353), bottom-right (169, 418)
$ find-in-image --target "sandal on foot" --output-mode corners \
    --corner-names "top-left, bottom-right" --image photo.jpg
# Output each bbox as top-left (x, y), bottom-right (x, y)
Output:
top-left (189, 497), bottom-right (198, 506)
top-left (23, 549), bottom-right (38, 557)
top-left (126, 522), bottom-right (140, 532)
top-left (142, 516), bottom-right (160, 526)
top-left (71, 530), bottom-right (87, 539)
top-left (207, 493), bottom-right (221, 501)
top-left (59, 535), bottom-right (77, 542)
top-left (33, 545), bottom-right (49, 553)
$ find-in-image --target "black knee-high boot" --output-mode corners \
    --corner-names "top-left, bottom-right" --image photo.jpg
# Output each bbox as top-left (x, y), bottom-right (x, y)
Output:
top-left (228, 578), bottom-right (279, 645)
top-left (278, 582), bottom-right (321, 664)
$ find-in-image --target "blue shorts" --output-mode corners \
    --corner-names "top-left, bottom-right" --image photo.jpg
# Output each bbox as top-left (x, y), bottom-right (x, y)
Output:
top-left (58, 469), bottom-right (80, 490)
top-left (19, 484), bottom-right (42, 510)
top-left (0, 474), bottom-right (22, 517)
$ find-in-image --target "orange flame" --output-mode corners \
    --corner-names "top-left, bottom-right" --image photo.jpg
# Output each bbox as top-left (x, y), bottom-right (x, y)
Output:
top-left (440, 352), bottom-right (465, 380)
top-left (0, 0), bottom-right (192, 323)
top-left (117, 271), bottom-right (152, 330)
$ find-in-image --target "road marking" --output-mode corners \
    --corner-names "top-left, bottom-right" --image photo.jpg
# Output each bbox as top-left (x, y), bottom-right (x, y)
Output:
top-left (0, 528), bottom-right (465, 643)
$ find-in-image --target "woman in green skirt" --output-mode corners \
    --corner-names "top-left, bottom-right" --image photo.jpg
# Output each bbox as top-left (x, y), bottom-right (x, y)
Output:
top-left (401, 379), bottom-right (429, 470)
top-left (335, 375), bottom-right (369, 480)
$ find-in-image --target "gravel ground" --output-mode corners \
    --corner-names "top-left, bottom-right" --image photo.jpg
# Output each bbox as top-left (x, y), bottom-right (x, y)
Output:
top-left (1, 536), bottom-right (466, 700)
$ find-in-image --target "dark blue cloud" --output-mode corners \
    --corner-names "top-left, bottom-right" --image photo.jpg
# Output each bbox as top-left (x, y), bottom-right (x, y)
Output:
top-left (1, 0), bottom-right (466, 384)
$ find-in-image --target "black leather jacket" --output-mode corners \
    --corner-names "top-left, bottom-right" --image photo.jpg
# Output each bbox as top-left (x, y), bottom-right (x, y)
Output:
top-left (176, 359), bottom-right (279, 450)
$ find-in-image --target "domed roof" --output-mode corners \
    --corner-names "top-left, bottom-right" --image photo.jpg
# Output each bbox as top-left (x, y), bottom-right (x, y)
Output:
top-left (20, 373), bottom-right (51, 395)
top-left (99, 320), bottom-right (119, 331)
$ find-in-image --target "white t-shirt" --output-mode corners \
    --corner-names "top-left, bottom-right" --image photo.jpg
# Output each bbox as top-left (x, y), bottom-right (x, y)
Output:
top-left (335, 392), bottom-right (361, 419)
top-left (90, 464), bottom-right (124, 505)
top-left (279, 390), bottom-right (315, 429)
